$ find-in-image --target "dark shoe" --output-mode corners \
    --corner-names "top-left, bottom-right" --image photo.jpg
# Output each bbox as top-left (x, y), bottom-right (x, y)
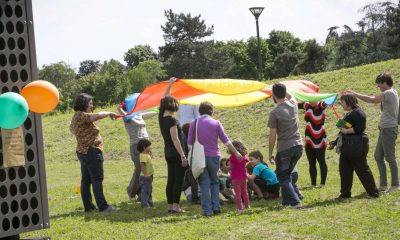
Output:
top-left (84, 207), bottom-right (97, 213)
top-left (100, 205), bottom-right (120, 212)
top-left (202, 213), bottom-right (213, 217)
top-left (287, 203), bottom-right (302, 209)
top-left (366, 194), bottom-right (379, 199)
top-left (336, 195), bottom-right (351, 200)
top-left (213, 210), bottom-right (221, 214)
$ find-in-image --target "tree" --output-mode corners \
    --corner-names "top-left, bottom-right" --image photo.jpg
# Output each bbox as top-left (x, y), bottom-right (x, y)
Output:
top-left (293, 39), bottom-right (327, 74)
top-left (161, 9), bottom-right (214, 44)
top-left (77, 60), bottom-right (101, 78)
top-left (38, 61), bottom-right (76, 88)
top-left (266, 31), bottom-right (303, 78)
top-left (360, 2), bottom-right (387, 52)
top-left (124, 45), bottom-right (157, 68)
top-left (217, 40), bottom-right (256, 79)
top-left (326, 26), bottom-right (339, 44)
top-left (159, 9), bottom-right (215, 78)
top-left (135, 60), bottom-right (166, 82)
top-left (386, 0), bottom-right (400, 57)
top-left (100, 59), bottom-right (125, 75)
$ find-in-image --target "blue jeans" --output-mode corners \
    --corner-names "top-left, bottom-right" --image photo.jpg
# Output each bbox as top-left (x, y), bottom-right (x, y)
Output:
top-left (198, 156), bottom-right (220, 215)
top-left (139, 176), bottom-right (153, 208)
top-left (77, 147), bottom-right (109, 211)
top-left (275, 145), bottom-right (303, 206)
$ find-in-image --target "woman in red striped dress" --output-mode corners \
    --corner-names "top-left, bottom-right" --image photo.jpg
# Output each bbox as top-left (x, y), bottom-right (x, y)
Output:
top-left (298, 101), bottom-right (328, 188)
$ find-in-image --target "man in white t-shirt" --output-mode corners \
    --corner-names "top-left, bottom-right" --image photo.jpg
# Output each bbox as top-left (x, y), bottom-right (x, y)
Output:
top-left (348, 73), bottom-right (399, 192)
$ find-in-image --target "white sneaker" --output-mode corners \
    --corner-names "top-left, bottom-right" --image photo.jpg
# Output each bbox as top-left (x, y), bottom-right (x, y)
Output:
top-left (236, 209), bottom-right (244, 213)
top-left (378, 186), bottom-right (388, 192)
top-left (388, 186), bottom-right (400, 192)
top-left (287, 203), bottom-right (302, 209)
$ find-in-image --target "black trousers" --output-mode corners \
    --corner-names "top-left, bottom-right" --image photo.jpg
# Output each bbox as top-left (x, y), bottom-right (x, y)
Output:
top-left (254, 177), bottom-right (280, 194)
top-left (339, 136), bottom-right (379, 198)
top-left (305, 146), bottom-right (328, 185)
top-left (166, 156), bottom-right (185, 204)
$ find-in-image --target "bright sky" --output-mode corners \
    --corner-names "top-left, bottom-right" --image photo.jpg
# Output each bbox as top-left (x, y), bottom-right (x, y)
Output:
top-left (32, 0), bottom-right (385, 69)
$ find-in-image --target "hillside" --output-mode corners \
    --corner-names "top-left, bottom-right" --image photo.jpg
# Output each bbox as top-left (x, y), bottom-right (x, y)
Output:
top-left (24, 59), bottom-right (400, 239)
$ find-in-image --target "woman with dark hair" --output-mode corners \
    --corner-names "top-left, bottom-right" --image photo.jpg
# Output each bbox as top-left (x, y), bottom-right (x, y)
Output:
top-left (329, 94), bottom-right (379, 199)
top-left (70, 93), bottom-right (119, 212)
top-left (159, 78), bottom-right (188, 213)
top-left (187, 101), bottom-right (241, 216)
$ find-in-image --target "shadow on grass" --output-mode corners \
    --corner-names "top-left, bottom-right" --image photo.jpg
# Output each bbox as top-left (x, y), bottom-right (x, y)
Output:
top-left (303, 192), bottom-right (379, 209)
top-left (50, 193), bottom-right (378, 223)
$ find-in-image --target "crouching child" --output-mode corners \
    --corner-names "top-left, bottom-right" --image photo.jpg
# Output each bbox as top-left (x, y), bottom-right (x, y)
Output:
top-left (247, 151), bottom-right (280, 199)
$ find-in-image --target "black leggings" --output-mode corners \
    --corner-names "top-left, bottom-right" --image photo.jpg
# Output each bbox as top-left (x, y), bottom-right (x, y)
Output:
top-left (166, 157), bottom-right (185, 204)
top-left (305, 146), bottom-right (328, 185)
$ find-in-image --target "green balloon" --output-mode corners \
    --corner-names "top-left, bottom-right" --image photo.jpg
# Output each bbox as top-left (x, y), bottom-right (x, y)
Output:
top-left (0, 92), bottom-right (29, 129)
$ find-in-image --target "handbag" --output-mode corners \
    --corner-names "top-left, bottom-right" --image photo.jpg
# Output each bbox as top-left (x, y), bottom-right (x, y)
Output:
top-left (340, 134), bottom-right (363, 158)
top-left (188, 119), bottom-right (206, 179)
top-left (182, 167), bottom-right (196, 191)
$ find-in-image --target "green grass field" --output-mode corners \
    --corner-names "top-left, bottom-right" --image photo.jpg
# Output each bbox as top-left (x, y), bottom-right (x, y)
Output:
top-left (23, 59), bottom-right (400, 239)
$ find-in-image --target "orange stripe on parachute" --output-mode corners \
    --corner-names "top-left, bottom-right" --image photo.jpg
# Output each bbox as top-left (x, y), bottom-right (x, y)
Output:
top-left (132, 80), bottom-right (205, 112)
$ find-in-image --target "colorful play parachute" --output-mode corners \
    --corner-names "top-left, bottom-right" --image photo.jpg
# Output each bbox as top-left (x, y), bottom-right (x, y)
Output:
top-left (117, 79), bottom-right (338, 118)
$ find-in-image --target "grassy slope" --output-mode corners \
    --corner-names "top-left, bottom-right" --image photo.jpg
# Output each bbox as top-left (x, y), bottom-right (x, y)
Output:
top-left (23, 59), bottom-right (400, 239)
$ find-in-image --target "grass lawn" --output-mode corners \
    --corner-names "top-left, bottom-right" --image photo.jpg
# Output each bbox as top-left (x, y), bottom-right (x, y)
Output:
top-left (23, 59), bottom-right (400, 239)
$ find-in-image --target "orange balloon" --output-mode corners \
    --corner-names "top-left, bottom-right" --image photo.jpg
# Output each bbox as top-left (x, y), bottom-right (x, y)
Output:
top-left (21, 80), bottom-right (59, 113)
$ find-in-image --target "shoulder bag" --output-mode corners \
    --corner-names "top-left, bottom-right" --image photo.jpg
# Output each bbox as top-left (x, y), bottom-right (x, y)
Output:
top-left (188, 119), bottom-right (206, 179)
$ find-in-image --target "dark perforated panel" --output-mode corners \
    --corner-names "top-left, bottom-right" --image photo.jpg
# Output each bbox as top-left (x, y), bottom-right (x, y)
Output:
top-left (0, 0), bottom-right (49, 238)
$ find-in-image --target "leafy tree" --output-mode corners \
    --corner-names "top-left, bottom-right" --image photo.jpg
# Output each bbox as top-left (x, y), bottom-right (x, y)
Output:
top-left (266, 31), bottom-right (303, 78)
top-left (159, 9), bottom-right (214, 78)
top-left (293, 39), bottom-right (327, 74)
top-left (161, 9), bottom-right (214, 44)
top-left (38, 61), bottom-right (76, 88)
top-left (271, 51), bottom-right (302, 78)
top-left (216, 40), bottom-right (255, 79)
top-left (124, 45), bottom-right (157, 68)
top-left (77, 60), bottom-right (101, 78)
top-left (360, 2), bottom-right (387, 52)
top-left (386, 0), bottom-right (400, 57)
top-left (100, 59), bottom-right (125, 75)
top-left (135, 60), bottom-right (166, 82)
top-left (326, 26), bottom-right (339, 44)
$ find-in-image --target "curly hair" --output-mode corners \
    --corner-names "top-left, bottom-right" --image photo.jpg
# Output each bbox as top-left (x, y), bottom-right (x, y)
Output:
top-left (73, 93), bottom-right (92, 112)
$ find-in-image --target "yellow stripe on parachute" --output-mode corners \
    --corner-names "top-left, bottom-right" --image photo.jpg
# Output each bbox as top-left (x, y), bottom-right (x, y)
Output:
top-left (181, 79), bottom-right (267, 95)
top-left (180, 91), bottom-right (271, 107)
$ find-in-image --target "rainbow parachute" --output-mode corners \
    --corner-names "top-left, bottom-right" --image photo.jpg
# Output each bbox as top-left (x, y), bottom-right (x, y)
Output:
top-left (119, 79), bottom-right (338, 118)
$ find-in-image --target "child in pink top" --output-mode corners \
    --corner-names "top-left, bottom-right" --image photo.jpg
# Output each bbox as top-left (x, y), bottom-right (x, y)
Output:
top-left (229, 140), bottom-right (250, 212)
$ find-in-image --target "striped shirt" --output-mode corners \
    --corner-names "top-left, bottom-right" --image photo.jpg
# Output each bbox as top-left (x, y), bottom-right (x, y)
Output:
top-left (298, 102), bottom-right (327, 149)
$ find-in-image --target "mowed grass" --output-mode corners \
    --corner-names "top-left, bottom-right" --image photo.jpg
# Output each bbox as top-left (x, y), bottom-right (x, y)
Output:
top-left (23, 59), bottom-right (400, 239)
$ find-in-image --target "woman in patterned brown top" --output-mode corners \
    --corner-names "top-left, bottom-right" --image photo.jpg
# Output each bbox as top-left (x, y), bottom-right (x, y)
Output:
top-left (70, 93), bottom-right (119, 212)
